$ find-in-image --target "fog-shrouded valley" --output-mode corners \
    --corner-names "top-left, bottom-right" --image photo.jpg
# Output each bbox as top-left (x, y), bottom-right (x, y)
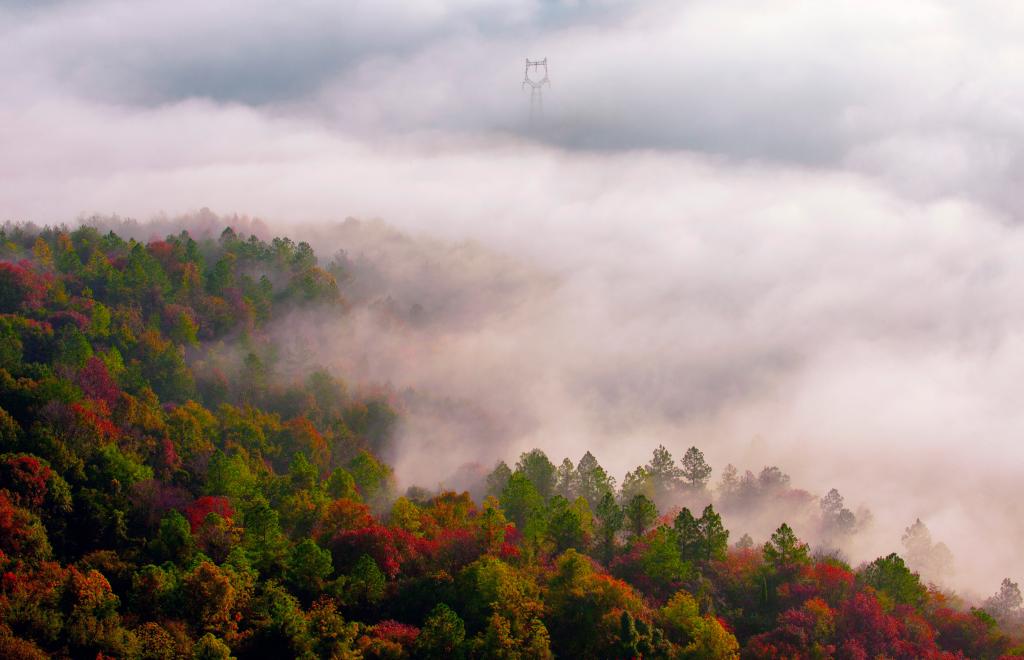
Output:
top-left (4, 1), bottom-right (1024, 658)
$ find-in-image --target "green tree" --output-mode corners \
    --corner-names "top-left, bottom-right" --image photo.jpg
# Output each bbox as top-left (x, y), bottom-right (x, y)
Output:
top-left (696, 504), bottom-right (729, 562)
top-left (150, 510), bottom-right (195, 565)
top-left (325, 467), bottom-right (359, 500)
top-left (347, 450), bottom-right (392, 506)
top-left (457, 556), bottom-right (543, 631)
top-left (640, 526), bottom-right (691, 586)
top-left (389, 496), bottom-right (422, 535)
top-left (624, 494), bottom-right (658, 539)
top-left (485, 461), bottom-right (512, 499)
top-left (56, 327), bottom-right (93, 368)
top-left (239, 501), bottom-right (288, 574)
top-left (515, 449), bottom-right (557, 499)
top-left (287, 451), bottom-right (318, 492)
top-left (545, 496), bottom-right (591, 553)
top-left (595, 491), bottom-right (624, 562)
top-left (416, 603), bottom-right (466, 659)
top-left (617, 610), bottom-right (642, 659)
top-left (345, 554), bottom-right (386, 607)
top-left (674, 507), bottom-right (701, 562)
top-left (660, 591), bottom-right (739, 659)
top-left (285, 539), bottom-right (333, 599)
top-left (575, 451), bottom-right (616, 508)
top-left (205, 451), bottom-right (258, 500)
top-left (166, 401), bottom-right (217, 461)
top-left (860, 553), bottom-right (927, 608)
top-left (169, 310), bottom-right (199, 346)
top-left (762, 523), bottom-right (810, 571)
top-left (554, 457), bottom-right (577, 500)
top-left (500, 471), bottom-right (543, 530)
top-left (243, 582), bottom-right (312, 658)
top-left (192, 633), bottom-right (234, 660)
top-left (680, 446), bottom-right (712, 492)
top-left (646, 445), bottom-right (683, 503)
top-left (821, 488), bottom-right (857, 538)
top-left (620, 465), bottom-right (654, 503)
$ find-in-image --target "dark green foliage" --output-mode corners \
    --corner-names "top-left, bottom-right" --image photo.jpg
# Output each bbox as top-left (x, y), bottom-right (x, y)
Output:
top-left (639, 526), bottom-right (691, 586)
top-left (345, 554), bottom-right (386, 607)
top-left (574, 451), bottom-right (616, 507)
top-left (241, 582), bottom-right (312, 658)
top-left (151, 510), bottom-right (195, 564)
top-left (515, 449), bottom-right (557, 499)
top-left (285, 539), bottom-right (333, 599)
top-left (860, 552), bottom-right (927, 607)
top-left (238, 500), bottom-right (288, 574)
top-left (763, 522), bottom-right (810, 570)
top-left (499, 470), bottom-right (543, 529)
top-left (675, 504), bottom-right (729, 563)
top-left (595, 491), bottom-right (624, 562)
top-left (545, 495), bottom-right (591, 553)
top-left (624, 493), bottom-right (658, 539)
top-left (416, 603), bottom-right (466, 659)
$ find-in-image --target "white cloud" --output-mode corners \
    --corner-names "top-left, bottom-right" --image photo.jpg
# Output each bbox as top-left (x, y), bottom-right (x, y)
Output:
top-left (2, 0), bottom-right (1024, 595)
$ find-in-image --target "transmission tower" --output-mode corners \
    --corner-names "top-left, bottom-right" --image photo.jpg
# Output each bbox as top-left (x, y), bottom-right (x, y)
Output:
top-left (522, 58), bottom-right (550, 120)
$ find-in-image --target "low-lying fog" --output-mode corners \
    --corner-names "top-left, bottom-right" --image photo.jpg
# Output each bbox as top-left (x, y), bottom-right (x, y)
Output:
top-left (4, 0), bottom-right (1024, 601)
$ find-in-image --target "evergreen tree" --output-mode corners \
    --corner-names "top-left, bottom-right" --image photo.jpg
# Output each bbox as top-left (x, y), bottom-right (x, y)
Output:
top-left (595, 491), bottom-right (624, 562)
top-left (763, 523), bottom-right (810, 570)
top-left (696, 504), bottom-right (729, 561)
top-left (624, 494), bottom-right (658, 539)
top-left (680, 446), bottom-right (712, 492)
top-left (575, 451), bottom-right (616, 508)
top-left (485, 461), bottom-right (512, 499)
top-left (645, 445), bottom-right (683, 503)
top-left (500, 471), bottom-right (544, 529)
top-left (515, 449), bottom-right (557, 499)
top-left (416, 603), bottom-right (466, 659)
top-left (554, 457), bottom-right (577, 500)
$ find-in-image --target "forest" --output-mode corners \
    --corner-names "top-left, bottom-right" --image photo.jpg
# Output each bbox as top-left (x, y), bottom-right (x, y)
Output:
top-left (1, 221), bottom-right (1022, 659)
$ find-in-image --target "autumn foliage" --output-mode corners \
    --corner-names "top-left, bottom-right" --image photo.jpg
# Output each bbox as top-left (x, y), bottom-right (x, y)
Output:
top-left (0, 222), bottom-right (1020, 658)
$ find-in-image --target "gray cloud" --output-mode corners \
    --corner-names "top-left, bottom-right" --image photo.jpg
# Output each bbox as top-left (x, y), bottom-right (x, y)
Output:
top-left (0, 0), bottom-right (551, 104)
top-left (6, 0), bottom-right (1024, 207)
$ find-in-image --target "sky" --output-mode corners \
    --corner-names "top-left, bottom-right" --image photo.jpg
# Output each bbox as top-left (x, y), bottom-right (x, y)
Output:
top-left (2, 0), bottom-right (1024, 595)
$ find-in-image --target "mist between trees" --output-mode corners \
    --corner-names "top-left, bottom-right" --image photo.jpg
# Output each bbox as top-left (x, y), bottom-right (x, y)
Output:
top-left (2, 214), bottom-right (1022, 657)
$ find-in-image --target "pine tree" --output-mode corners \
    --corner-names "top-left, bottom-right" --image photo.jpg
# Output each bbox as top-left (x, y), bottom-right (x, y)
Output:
top-left (680, 446), bottom-right (712, 492)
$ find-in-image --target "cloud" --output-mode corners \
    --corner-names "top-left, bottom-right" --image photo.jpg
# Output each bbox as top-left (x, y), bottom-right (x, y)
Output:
top-left (0, 0), bottom-right (542, 104)
top-left (3, 0), bottom-right (1024, 596)
top-left (6, 0), bottom-right (1024, 202)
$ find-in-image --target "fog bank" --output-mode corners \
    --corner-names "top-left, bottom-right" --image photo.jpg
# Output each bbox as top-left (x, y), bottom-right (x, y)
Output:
top-left (4, 0), bottom-right (1024, 601)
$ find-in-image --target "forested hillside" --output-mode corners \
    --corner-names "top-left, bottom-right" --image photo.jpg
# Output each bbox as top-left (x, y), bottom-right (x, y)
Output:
top-left (0, 222), bottom-right (1022, 659)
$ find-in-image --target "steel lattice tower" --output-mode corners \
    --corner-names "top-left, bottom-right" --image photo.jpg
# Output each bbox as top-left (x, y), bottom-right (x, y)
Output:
top-left (522, 58), bottom-right (550, 120)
